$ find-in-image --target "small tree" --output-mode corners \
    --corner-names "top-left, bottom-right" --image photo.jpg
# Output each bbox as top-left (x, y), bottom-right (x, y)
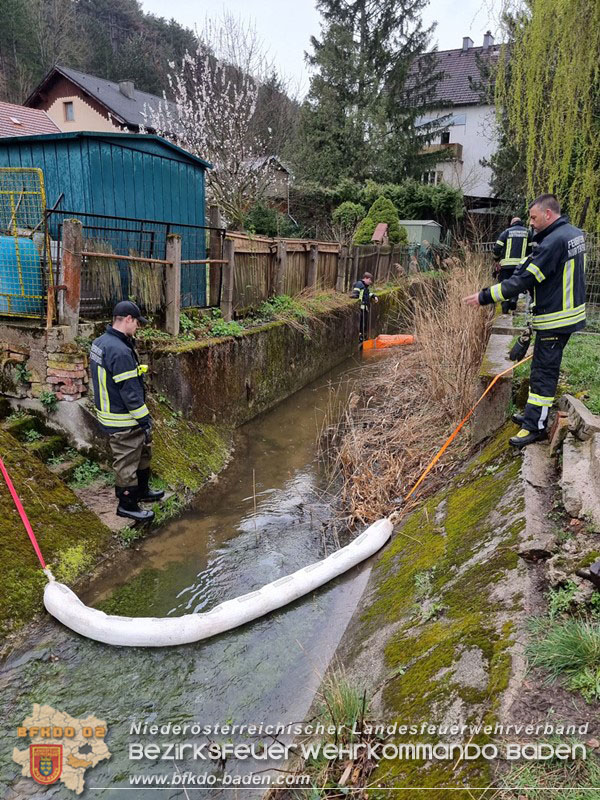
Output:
top-left (353, 196), bottom-right (407, 245)
top-left (142, 13), bottom-right (292, 229)
top-left (331, 201), bottom-right (365, 243)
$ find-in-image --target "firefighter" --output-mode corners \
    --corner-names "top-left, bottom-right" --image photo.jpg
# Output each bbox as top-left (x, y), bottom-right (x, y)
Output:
top-left (90, 301), bottom-right (164, 522)
top-left (464, 194), bottom-right (586, 448)
top-left (351, 271), bottom-right (378, 343)
top-left (492, 216), bottom-right (531, 313)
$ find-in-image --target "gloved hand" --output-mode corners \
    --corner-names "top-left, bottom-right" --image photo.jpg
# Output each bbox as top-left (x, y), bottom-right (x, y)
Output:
top-left (372, 295), bottom-right (379, 304)
top-left (142, 421), bottom-right (153, 445)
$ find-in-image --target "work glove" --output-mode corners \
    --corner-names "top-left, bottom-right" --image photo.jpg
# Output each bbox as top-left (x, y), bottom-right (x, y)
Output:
top-left (372, 295), bottom-right (379, 303)
top-left (141, 420), bottom-right (153, 445)
top-left (509, 325), bottom-right (532, 361)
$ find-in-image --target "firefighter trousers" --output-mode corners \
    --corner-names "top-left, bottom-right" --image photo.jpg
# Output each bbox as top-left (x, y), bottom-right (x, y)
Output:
top-left (498, 267), bottom-right (518, 313)
top-left (108, 427), bottom-right (152, 488)
top-left (521, 332), bottom-right (571, 432)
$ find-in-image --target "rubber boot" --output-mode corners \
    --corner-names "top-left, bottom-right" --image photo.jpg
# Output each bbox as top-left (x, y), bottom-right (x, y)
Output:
top-left (136, 468), bottom-right (165, 501)
top-left (116, 486), bottom-right (154, 523)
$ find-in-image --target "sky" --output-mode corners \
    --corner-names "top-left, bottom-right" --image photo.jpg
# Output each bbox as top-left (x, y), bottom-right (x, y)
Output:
top-left (139, 0), bottom-right (501, 95)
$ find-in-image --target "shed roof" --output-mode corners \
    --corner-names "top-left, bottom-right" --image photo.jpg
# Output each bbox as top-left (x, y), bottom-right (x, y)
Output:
top-left (372, 223), bottom-right (389, 241)
top-left (0, 130), bottom-right (211, 170)
top-left (398, 220), bottom-right (441, 227)
top-left (0, 101), bottom-right (60, 137)
top-left (25, 65), bottom-right (176, 128)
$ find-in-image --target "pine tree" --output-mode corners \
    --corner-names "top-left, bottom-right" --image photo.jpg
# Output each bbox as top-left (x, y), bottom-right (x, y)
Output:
top-left (295, 0), bottom-right (443, 185)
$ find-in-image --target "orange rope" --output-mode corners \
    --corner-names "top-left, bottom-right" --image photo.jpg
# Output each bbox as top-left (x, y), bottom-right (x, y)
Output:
top-left (395, 353), bottom-right (533, 513)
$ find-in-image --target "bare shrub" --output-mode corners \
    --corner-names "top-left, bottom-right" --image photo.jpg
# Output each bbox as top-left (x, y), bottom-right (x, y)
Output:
top-left (321, 255), bottom-right (493, 526)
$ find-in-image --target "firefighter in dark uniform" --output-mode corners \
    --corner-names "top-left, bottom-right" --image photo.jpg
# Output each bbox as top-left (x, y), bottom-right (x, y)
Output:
top-left (464, 194), bottom-right (586, 448)
top-left (351, 271), bottom-right (378, 343)
top-left (492, 216), bottom-right (531, 313)
top-left (90, 301), bottom-right (164, 522)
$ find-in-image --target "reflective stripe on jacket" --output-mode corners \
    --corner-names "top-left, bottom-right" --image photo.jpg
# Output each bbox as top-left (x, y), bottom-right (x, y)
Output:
top-left (351, 280), bottom-right (375, 309)
top-left (493, 224), bottom-right (531, 268)
top-left (90, 326), bottom-right (151, 433)
top-left (481, 216), bottom-right (586, 333)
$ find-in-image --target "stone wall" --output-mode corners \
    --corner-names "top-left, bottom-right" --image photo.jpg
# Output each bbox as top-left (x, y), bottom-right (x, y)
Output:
top-left (148, 287), bottom-right (409, 427)
top-left (0, 322), bottom-right (88, 402)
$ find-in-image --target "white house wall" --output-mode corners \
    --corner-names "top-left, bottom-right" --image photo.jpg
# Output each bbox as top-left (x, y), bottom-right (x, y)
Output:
top-left (432, 104), bottom-right (497, 199)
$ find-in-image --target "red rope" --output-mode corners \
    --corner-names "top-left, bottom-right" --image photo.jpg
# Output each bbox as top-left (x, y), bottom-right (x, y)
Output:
top-left (0, 456), bottom-right (47, 569)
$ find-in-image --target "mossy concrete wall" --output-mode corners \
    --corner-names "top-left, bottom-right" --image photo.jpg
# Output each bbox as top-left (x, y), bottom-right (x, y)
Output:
top-left (331, 425), bottom-right (534, 797)
top-left (0, 428), bottom-right (112, 641)
top-left (149, 287), bottom-right (409, 427)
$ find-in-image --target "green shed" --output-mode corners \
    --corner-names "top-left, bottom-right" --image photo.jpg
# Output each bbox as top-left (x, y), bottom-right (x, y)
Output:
top-left (0, 131), bottom-right (211, 307)
top-left (397, 220), bottom-right (442, 246)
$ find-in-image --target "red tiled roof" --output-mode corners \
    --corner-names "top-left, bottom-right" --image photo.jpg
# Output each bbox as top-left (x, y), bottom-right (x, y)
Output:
top-left (0, 101), bottom-right (61, 137)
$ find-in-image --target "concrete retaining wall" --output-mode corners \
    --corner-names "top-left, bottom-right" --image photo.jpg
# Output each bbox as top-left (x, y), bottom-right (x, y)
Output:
top-left (149, 287), bottom-right (409, 426)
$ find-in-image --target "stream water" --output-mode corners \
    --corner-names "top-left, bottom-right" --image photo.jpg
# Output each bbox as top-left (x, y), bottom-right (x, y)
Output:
top-left (1, 353), bottom-right (387, 799)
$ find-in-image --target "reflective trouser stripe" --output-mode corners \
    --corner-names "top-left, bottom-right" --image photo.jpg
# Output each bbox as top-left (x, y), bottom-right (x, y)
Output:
top-left (527, 392), bottom-right (554, 407)
top-left (490, 283), bottom-right (505, 302)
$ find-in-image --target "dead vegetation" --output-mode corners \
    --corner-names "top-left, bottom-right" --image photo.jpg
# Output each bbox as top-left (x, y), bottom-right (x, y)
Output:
top-left (319, 254), bottom-right (493, 527)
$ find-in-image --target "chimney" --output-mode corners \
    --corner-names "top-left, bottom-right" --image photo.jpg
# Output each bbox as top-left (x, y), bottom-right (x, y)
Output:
top-left (462, 36), bottom-right (474, 51)
top-left (118, 80), bottom-right (135, 99)
top-left (483, 31), bottom-right (495, 49)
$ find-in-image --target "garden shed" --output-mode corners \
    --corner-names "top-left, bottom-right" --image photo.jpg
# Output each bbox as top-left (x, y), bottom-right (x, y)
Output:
top-left (397, 220), bottom-right (442, 245)
top-left (0, 131), bottom-right (211, 307)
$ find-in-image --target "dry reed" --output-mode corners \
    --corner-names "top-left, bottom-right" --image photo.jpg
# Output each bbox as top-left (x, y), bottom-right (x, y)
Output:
top-left (128, 249), bottom-right (164, 313)
top-left (84, 239), bottom-right (122, 305)
top-left (320, 253), bottom-right (493, 527)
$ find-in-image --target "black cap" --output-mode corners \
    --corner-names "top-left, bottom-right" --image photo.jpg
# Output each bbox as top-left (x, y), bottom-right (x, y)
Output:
top-left (112, 300), bottom-right (148, 325)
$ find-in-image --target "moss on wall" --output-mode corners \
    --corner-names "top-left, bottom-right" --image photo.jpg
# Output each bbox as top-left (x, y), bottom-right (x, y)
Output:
top-left (337, 425), bottom-right (528, 796)
top-left (0, 429), bottom-right (111, 639)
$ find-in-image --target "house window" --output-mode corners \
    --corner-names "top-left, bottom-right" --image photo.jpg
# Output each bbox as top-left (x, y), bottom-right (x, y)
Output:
top-left (420, 171), bottom-right (444, 186)
top-left (63, 101), bottom-right (74, 121)
top-left (440, 130), bottom-right (450, 145)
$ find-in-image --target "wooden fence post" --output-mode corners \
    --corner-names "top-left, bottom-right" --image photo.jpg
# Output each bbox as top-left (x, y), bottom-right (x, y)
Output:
top-left (336, 245), bottom-right (347, 292)
top-left (165, 233), bottom-right (182, 336)
top-left (220, 238), bottom-right (235, 321)
top-left (208, 205), bottom-right (223, 306)
top-left (307, 243), bottom-right (318, 290)
top-left (274, 240), bottom-right (287, 295)
top-left (60, 218), bottom-right (82, 335)
top-left (352, 247), bottom-right (360, 286)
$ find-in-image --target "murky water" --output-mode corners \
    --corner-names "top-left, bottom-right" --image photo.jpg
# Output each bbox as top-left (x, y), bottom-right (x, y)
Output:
top-left (1, 354), bottom-right (386, 799)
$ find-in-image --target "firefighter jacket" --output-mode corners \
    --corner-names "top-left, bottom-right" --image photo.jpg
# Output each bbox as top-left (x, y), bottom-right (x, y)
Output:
top-left (90, 326), bottom-right (152, 433)
top-left (351, 280), bottom-right (376, 309)
top-left (493, 223), bottom-right (531, 269)
top-left (479, 216), bottom-right (586, 333)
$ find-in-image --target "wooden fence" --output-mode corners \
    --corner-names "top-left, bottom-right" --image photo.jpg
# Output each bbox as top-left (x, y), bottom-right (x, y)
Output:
top-left (227, 233), bottom-right (425, 315)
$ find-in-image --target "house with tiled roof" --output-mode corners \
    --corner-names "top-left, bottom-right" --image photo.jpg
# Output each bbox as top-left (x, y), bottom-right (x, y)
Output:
top-left (24, 65), bottom-right (172, 134)
top-left (0, 100), bottom-right (60, 138)
top-left (416, 32), bottom-right (501, 204)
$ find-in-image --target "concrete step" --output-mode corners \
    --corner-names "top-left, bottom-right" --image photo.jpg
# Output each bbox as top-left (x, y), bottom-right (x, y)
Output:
top-left (26, 434), bottom-right (69, 462)
top-left (2, 414), bottom-right (39, 439)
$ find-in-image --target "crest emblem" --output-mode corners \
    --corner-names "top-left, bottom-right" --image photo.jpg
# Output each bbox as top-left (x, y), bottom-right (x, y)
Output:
top-left (30, 744), bottom-right (62, 785)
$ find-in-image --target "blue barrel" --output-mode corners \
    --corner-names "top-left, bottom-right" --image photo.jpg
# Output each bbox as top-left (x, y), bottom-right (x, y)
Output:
top-left (0, 235), bottom-right (44, 315)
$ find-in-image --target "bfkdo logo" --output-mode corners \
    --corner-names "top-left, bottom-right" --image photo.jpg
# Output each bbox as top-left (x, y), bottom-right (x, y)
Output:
top-left (30, 744), bottom-right (63, 785)
top-left (13, 704), bottom-right (111, 795)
